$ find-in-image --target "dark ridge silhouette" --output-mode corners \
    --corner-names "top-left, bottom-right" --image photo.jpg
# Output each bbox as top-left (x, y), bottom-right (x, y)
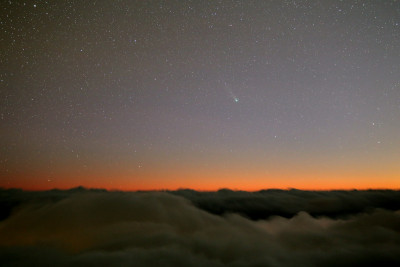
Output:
top-left (1, 187), bottom-right (400, 221)
top-left (170, 188), bottom-right (400, 220)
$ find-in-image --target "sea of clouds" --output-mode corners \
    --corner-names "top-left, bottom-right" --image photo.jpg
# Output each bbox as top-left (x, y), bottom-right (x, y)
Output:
top-left (1, 188), bottom-right (400, 266)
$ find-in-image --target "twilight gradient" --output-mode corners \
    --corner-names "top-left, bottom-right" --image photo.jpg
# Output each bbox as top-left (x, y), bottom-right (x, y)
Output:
top-left (1, 0), bottom-right (400, 190)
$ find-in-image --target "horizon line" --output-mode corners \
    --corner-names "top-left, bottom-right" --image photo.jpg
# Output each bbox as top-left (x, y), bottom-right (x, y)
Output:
top-left (2, 185), bottom-right (400, 193)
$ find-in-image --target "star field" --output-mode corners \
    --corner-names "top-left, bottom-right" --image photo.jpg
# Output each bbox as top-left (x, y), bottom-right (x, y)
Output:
top-left (1, 0), bottom-right (400, 190)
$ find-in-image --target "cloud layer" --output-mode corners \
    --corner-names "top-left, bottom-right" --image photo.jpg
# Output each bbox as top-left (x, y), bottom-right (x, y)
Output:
top-left (1, 188), bottom-right (400, 266)
top-left (172, 188), bottom-right (400, 219)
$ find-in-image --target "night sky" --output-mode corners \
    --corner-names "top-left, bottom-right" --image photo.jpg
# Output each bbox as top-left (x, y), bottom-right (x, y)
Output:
top-left (1, 0), bottom-right (400, 190)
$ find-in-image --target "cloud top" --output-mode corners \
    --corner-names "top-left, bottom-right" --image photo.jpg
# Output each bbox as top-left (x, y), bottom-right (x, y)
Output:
top-left (1, 188), bottom-right (400, 266)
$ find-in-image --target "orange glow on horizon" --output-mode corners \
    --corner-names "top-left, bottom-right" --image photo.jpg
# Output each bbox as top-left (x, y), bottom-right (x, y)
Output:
top-left (2, 167), bottom-right (399, 192)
